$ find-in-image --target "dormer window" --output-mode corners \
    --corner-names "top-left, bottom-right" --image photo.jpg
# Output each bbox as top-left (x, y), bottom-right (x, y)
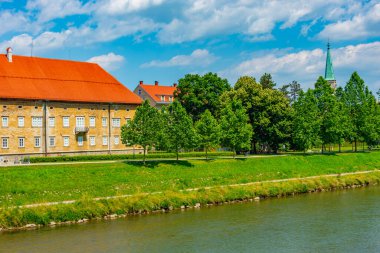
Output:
top-left (161, 95), bottom-right (165, 102)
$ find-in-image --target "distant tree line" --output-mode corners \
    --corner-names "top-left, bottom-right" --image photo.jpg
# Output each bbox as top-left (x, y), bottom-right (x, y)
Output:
top-left (122, 71), bottom-right (380, 161)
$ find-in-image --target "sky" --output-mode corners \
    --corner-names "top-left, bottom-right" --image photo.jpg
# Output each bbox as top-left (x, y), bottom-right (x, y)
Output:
top-left (0, 0), bottom-right (380, 93)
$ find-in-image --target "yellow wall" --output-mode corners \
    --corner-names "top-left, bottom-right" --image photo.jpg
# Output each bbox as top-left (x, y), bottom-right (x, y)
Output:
top-left (0, 99), bottom-right (138, 156)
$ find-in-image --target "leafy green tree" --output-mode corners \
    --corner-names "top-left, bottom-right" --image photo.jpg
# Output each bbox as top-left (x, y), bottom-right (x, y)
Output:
top-left (195, 110), bottom-right (221, 159)
top-left (174, 72), bottom-right (231, 121)
top-left (121, 100), bottom-right (160, 164)
top-left (220, 99), bottom-right (253, 157)
top-left (162, 101), bottom-right (198, 160)
top-left (343, 72), bottom-right (378, 151)
top-left (377, 88), bottom-right (380, 102)
top-left (293, 90), bottom-right (321, 152)
top-left (279, 84), bottom-right (290, 99)
top-left (259, 73), bottom-right (276, 89)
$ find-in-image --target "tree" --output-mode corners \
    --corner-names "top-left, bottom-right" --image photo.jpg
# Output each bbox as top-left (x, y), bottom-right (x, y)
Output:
top-left (259, 73), bottom-right (276, 89)
top-left (121, 100), bottom-right (159, 164)
top-left (293, 90), bottom-right (321, 152)
top-left (220, 99), bottom-right (252, 157)
top-left (162, 101), bottom-right (197, 160)
top-left (343, 72), bottom-right (377, 151)
top-left (279, 84), bottom-right (290, 99)
top-left (289, 80), bottom-right (302, 103)
top-left (377, 88), bottom-right (380, 102)
top-left (195, 110), bottom-right (221, 159)
top-left (174, 72), bottom-right (231, 121)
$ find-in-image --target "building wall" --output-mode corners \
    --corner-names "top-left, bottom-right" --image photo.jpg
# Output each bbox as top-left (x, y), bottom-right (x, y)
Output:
top-left (0, 99), bottom-right (139, 156)
top-left (133, 85), bottom-right (157, 107)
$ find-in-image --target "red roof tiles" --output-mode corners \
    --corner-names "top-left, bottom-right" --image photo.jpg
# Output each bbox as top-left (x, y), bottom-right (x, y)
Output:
top-left (0, 54), bottom-right (142, 104)
top-left (139, 83), bottom-right (176, 102)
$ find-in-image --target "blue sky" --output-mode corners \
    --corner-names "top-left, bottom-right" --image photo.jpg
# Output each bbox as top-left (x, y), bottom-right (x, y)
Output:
top-left (1, 0), bottom-right (380, 93)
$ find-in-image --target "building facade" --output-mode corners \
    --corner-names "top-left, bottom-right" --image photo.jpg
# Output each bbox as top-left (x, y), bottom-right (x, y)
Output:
top-left (0, 49), bottom-right (142, 160)
top-left (133, 81), bottom-right (177, 109)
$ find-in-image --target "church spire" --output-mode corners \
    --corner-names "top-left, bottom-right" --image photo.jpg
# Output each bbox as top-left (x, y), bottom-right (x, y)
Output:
top-left (324, 42), bottom-right (337, 89)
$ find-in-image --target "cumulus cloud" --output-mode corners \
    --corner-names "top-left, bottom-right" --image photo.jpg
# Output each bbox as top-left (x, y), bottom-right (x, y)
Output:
top-left (318, 3), bottom-right (380, 41)
top-left (222, 41), bottom-right (380, 91)
top-left (0, 10), bottom-right (33, 36)
top-left (95, 0), bottom-right (166, 15)
top-left (87, 52), bottom-right (125, 71)
top-left (141, 49), bottom-right (216, 68)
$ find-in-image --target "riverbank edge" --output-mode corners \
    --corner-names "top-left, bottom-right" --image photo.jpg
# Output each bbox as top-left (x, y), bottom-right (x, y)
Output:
top-left (1, 171), bottom-right (380, 232)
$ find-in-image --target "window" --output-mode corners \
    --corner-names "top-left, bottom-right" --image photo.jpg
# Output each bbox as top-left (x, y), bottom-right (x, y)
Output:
top-left (63, 136), bottom-right (70, 147)
top-left (169, 96), bottom-right (173, 102)
top-left (102, 136), bottom-right (108, 146)
top-left (112, 118), bottom-right (120, 127)
top-left (18, 105), bottom-right (23, 109)
top-left (2, 137), bottom-right (8, 149)
top-left (114, 136), bottom-right (119, 145)
top-left (161, 95), bottom-right (165, 102)
top-left (2, 116), bottom-right (9, 127)
top-left (63, 116), bottom-right (70, 127)
top-left (90, 136), bottom-right (96, 146)
top-left (34, 136), bottom-right (41, 147)
top-left (49, 117), bottom-right (55, 127)
top-left (89, 117), bottom-right (96, 127)
top-left (76, 116), bottom-right (85, 127)
top-left (18, 117), bottom-right (25, 127)
top-left (78, 136), bottom-right (83, 146)
top-left (102, 117), bottom-right (107, 127)
top-left (32, 117), bottom-right (43, 127)
top-left (138, 89), bottom-right (142, 95)
top-left (49, 137), bottom-right (55, 147)
top-left (18, 137), bottom-right (25, 148)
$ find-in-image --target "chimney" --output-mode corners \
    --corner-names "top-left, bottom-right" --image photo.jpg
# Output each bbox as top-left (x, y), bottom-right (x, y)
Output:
top-left (6, 47), bottom-right (12, 63)
top-left (139, 80), bottom-right (143, 85)
top-left (155, 81), bottom-right (159, 86)
top-left (173, 83), bottom-right (177, 88)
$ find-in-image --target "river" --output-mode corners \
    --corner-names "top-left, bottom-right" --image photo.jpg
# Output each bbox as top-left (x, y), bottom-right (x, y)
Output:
top-left (1, 186), bottom-right (379, 253)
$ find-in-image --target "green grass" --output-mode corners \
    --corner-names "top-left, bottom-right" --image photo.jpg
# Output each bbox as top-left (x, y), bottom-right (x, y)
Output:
top-left (0, 152), bottom-right (379, 208)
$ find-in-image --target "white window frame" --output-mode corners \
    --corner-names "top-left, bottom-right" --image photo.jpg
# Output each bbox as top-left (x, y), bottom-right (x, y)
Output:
top-left (63, 116), bottom-right (70, 127)
top-left (161, 95), bottom-right (165, 102)
top-left (89, 116), bottom-right (96, 127)
top-left (102, 117), bottom-right (107, 127)
top-left (32, 117), bottom-right (43, 127)
top-left (18, 137), bottom-right (25, 148)
top-left (90, 136), bottom-right (96, 146)
top-left (18, 116), bottom-right (25, 127)
top-left (78, 136), bottom-right (83, 146)
top-left (2, 116), bottom-right (9, 127)
top-left (169, 96), bottom-right (173, 102)
top-left (63, 136), bottom-right (70, 147)
top-left (2, 137), bottom-right (9, 149)
top-left (49, 117), bottom-right (55, 127)
top-left (114, 136), bottom-right (119, 145)
top-left (49, 136), bottom-right (55, 147)
top-left (76, 116), bottom-right (85, 127)
top-left (102, 136), bottom-right (108, 146)
top-left (34, 136), bottom-right (41, 148)
top-left (112, 118), bottom-right (121, 128)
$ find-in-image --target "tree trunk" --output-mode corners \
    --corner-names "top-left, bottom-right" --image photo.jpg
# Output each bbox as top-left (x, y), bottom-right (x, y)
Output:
top-left (143, 146), bottom-right (146, 165)
top-left (176, 149), bottom-right (179, 161)
top-left (321, 144), bottom-right (324, 154)
top-left (339, 143), bottom-right (341, 153)
top-left (355, 139), bottom-right (357, 152)
top-left (253, 141), bottom-right (257, 154)
top-left (205, 148), bottom-right (208, 160)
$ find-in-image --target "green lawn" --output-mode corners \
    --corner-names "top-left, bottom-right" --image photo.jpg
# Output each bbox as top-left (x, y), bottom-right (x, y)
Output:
top-left (0, 152), bottom-right (379, 207)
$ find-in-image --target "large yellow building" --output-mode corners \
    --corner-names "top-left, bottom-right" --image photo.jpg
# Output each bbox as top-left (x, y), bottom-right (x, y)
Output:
top-left (0, 48), bottom-right (142, 162)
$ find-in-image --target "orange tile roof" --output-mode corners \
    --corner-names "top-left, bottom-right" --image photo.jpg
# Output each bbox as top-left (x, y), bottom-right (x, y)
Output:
top-left (139, 83), bottom-right (176, 102)
top-left (0, 54), bottom-right (142, 104)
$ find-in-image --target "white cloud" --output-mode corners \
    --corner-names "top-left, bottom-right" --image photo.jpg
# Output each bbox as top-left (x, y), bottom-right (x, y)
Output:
top-left (26, 0), bottom-right (91, 22)
top-left (222, 41), bottom-right (380, 91)
top-left (0, 10), bottom-right (32, 36)
top-left (87, 52), bottom-right (125, 71)
top-left (141, 49), bottom-right (216, 68)
top-left (95, 0), bottom-right (166, 15)
top-left (318, 3), bottom-right (380, 41)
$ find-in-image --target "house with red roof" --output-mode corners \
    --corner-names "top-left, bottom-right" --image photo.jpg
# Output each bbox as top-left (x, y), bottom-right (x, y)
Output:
top-left (133, 81), bottom-right (177, 109)
top-left (0, 48), bottom-right (142, 162)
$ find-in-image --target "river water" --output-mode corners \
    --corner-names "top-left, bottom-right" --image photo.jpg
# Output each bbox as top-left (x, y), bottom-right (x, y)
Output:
top-left (1, 187), bottom-right (379, 253)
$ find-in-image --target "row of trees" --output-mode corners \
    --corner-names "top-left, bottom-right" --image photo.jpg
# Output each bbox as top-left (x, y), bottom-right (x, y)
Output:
top-left (122, 71), bottom-right (380, 160)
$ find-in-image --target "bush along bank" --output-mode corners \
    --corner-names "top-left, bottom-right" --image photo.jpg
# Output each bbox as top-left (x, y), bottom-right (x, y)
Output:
top-left (1, 171), bottom-right (380, 231)
top-left (28, 151), bottom-right (235, 163)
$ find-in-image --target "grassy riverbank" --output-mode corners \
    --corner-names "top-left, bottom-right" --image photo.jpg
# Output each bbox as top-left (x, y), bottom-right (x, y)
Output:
top-left (0, 152), bottom-right (380, 229)
top-left (1, 152), bottom-right (380, 207)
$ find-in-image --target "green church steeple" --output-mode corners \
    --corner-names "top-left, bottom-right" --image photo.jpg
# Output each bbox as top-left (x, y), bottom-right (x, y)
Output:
top-left (324, 42), bottom-right (337, 89)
